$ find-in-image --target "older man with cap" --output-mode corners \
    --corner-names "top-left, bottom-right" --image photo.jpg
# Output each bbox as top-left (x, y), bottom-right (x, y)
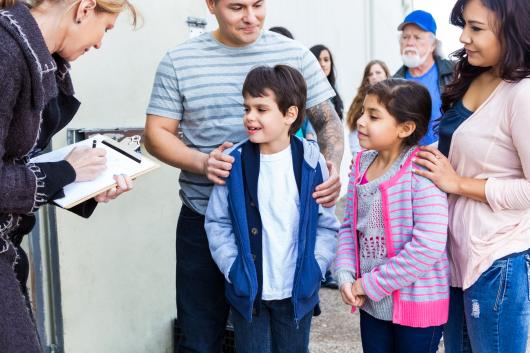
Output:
top-left (394, 10), bottom-right (454, 146)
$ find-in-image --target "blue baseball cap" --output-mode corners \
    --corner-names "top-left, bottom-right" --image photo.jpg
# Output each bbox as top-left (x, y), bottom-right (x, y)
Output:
top-left (398, 10), bottom-right (437, 35)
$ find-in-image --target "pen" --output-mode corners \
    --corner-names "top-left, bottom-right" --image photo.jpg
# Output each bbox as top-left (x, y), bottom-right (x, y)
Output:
top-left (92, 140), bottom-right (97, 148)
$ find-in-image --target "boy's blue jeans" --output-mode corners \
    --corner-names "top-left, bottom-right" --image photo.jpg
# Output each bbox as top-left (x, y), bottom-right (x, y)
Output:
top-left (231, 298), bottom-right (312, 353)
top-left (359, 310), bottom-right (443, 353)
top-left (444, 249), bottom-right (530, 353)
top-left (175, 205), bottom-right (230, 353)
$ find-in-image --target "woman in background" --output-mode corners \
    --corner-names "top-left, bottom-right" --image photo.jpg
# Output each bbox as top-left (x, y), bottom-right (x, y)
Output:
top-left (300, 44), bottom-right (344, 142)
top-left (311, 44), bottom-right (344, 120)
top-left (346, 60), bottom-right (390, 156)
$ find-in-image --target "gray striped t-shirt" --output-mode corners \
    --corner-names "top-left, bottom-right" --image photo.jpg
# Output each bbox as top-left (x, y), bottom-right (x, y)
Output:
top-left (147, 31), bottom-right (335, 214)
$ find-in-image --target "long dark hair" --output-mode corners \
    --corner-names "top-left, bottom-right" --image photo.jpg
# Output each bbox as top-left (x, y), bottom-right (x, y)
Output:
top-left (310, 44), bottom-right (344, 118)
top-left (442, 0), bottom-right (530, 112)
top-left (346, 60), bottom-right (390, 131)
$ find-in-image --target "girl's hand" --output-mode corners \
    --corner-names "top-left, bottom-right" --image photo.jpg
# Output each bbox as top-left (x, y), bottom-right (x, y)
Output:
top-left (352, 295), bottom-right (366, 308)
top-left (352, 278), bottom-right (366, 296)
top-left (340, 282), bottom-right (366, 307)
top-left (94, 174), bottom-right (134, 203)
top-left (412, 146), bottom-right (462, 195)
top-left (339, 282), bottom-right (356, 306)
top-left (350, 279), bottom-right (367, 307)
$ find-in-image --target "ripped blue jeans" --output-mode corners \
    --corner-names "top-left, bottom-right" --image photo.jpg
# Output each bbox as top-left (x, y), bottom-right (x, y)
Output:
top-left (444, 249), bottom-right (530, 353)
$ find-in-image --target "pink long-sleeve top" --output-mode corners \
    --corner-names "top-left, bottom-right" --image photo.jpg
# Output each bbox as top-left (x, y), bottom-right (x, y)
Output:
top-left (447, 78), bottom-right (530, 290)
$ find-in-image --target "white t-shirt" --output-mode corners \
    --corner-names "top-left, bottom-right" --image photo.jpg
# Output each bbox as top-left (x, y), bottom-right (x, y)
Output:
top-left (258, 145), bottom-right (300, 300)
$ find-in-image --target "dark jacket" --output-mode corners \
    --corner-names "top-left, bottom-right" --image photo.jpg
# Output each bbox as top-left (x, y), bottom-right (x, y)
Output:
top-left (393, 55), bottom-right (454, 92)
top-left (0, 4), bottom-right (94, 254)
top-left (205, 137), bottom-right (339, 323)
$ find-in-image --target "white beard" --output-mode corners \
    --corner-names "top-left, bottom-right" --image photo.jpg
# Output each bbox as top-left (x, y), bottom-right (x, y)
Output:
top-left (401, 49), bottom-right (430, 69)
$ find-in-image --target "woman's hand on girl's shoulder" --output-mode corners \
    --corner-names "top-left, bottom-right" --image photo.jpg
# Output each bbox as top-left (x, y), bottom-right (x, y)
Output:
top-left (412, 146), bottom-right (461, 195)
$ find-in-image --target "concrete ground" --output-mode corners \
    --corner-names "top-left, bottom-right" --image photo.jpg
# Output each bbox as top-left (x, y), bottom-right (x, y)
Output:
top-left (309, 287), bottom-right (363, 353)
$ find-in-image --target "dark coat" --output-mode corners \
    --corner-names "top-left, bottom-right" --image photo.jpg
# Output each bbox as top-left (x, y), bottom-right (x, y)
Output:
top-left (0, 4), bottom-right (94, 254)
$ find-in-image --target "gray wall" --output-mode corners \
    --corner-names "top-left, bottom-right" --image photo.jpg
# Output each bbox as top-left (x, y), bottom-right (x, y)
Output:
top-left (40, 1), bottom-right (410, 352)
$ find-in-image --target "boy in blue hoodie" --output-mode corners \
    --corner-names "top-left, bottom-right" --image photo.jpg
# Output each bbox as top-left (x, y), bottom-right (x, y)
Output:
top-left (205, 65), bottom-right (339, 353)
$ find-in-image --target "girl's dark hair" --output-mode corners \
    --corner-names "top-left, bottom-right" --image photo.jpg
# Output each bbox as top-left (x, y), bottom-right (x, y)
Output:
top-left (366, 79), bottom-right (431, 147)
top-left (310, 44), bottom-right (344, 118)
top-left (269, 26), bottom-right (294, 39)
top-left (346, 60), bottom-right (390, 132)
top-left (442, 0), bottom-right (530, 112)
top-left (242, 65), bottom-right (307, 135)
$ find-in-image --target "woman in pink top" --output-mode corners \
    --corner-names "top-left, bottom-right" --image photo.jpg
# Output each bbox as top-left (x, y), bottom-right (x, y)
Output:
top-left (413, 0), bottom-right (530, 352)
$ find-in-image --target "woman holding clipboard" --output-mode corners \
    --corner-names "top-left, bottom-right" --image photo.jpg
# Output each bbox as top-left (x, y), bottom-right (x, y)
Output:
top-left (0, 0), bottom-right (138, 351)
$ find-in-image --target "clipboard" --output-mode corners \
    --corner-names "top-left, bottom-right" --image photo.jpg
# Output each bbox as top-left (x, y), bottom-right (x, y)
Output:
top-left (30, 134), bottom-right (159, 209)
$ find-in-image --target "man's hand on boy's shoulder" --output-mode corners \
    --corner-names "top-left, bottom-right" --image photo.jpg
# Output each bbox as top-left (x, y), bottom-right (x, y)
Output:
top-left (313, 161), bottom-right (341, 207)
top-left (205, 141), bottom-right (235, 185)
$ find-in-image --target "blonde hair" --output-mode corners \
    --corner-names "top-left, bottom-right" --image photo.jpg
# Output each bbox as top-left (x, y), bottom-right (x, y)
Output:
top-left (1, 1), bottom-right (140, 27)
top-left (93, 0), bottom-right (139, 28)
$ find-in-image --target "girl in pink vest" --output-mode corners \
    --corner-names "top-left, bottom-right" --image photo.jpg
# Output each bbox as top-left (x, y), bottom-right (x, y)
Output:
top-left (336, 79), bottom-right (449, 353)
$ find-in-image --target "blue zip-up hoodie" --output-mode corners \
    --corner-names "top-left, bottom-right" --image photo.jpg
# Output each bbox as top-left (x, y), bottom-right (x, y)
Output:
top-left (205, 136), bottom-right (339, 323)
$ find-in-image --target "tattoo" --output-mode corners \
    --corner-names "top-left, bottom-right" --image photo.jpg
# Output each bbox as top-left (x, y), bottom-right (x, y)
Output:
top-left (307, 99), bottom-right (344, 169)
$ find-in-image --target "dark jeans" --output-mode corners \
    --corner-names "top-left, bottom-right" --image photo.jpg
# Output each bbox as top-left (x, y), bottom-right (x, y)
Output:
top-left (175, 205), bottom-right (230, 353)
top-left (360, 310), bottom-right (443, 353)
top-left (444, 250), bottom-right (530, 353)
top-left (231, 298), bottom-right (312, 353)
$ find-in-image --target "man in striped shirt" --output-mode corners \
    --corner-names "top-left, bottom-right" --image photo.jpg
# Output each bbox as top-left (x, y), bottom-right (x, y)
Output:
top-left (145, 1), bottom-right (343, 351)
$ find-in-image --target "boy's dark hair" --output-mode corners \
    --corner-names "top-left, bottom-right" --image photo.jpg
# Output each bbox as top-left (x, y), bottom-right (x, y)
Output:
top-left (366, 79), bottom-right (431, 146)
top-left (242, 65), bottom-right (307, 135)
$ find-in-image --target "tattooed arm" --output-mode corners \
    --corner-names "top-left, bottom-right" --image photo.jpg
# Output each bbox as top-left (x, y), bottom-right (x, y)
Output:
top-left (307, 99), bottom-right (344, 170)
top-left (307, 99), bottom-right (344, 207)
